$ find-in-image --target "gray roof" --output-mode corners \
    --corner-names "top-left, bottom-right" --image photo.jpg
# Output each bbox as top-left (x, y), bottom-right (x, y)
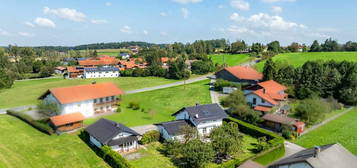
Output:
top-left (156, 120), bottom-right (191, 136)
top-left (269, 144), bottom-right (357, 168)
top-left (84, 66), bottom-right (119, 72)
top-left (172, 103), bottom-right (228, 124)
top-left (85, 118), bottom-right (140, 145)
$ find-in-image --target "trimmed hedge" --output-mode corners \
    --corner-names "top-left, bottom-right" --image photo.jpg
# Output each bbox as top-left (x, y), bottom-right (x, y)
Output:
top-left (6, 110), bottom-right (54, 135)
top-left (224, 117), bottom-right (285, 167)
top-left (140, 130), bottom-right (160, 144)
top-left (79, 130), bottom-right (133, 168)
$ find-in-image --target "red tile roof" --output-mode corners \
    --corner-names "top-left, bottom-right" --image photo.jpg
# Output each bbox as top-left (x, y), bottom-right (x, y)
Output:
top-left (258, 80), bottom-right (287, 93)
top-left (50, 112), bottom-right (85, 126)
top-left (79, 56), bottom-right (119, 66)
top-left (55, 66), bottom-right (66, 71)
top-left (49, 82), bottom-right (124, 104)
top-left (254, 106), bottom-right (272, 112)
top-left (161, 57), bottom-right (169, 63)
top-left (224, 66), bottom-right (263, 80)
top-left (252, 89), bottom-right (278, 105)
top-left (262, 113), bottom-right (297, 125)
top-left (67, 66), bottom-right (80, 73)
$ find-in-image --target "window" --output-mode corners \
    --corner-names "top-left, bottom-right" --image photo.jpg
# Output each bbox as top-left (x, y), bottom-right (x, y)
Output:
top-left (253, 98), bottom-right (257, 105)
top-left (94, 99), bottom-right (97, 103)
top-left (112, 96), bottom-right (115, 100)
top-left (106, 97), bottom-right (109, 101)
top-left (202, 128), bottom-right (207, 134)
top-left (100, 98), bottom-right (103, 103)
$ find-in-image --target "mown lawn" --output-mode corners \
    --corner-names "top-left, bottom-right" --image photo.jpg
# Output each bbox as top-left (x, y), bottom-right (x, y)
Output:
top-left (0, 77), bottom-right (181, 108)
top-left (85, 80), bottom-right (211, 127)
top-left (128, 134), bottom-right (259, 168)
top-left (210, 54), bottom-right (251, 66)
top-left (0, 115), bottom-right (108, 168)
top-left (294, 108), bottom-right (357, 155)
top-left (255, 52), bottom-right (357, 71)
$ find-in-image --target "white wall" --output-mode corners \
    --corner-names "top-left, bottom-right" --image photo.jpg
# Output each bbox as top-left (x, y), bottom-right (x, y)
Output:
top-left (90, 136), bottom-right (102, 148)
top-left (84, 71), bottom-right (119, 78)
top-left (245, 93), bottom-right (273, 107)
top-left (112, 132), bottom-right (132, 140)
top-left (196, 119), bottom-right (223, 135)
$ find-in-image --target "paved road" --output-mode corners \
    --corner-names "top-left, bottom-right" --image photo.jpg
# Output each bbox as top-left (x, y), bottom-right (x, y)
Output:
top-left (209, 78), bottom-right (220, 104)
top-left (126, 74), bottom-right (212, 94)
top-left (301, 107), bottom-right (353, 135)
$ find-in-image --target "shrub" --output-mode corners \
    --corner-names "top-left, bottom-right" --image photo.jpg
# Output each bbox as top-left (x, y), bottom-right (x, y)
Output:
top-left (281, 126), bottom-right (297, 140)
top-left (191, 60), bottom-right (214, 75)
top-left (214, 79), bottom-right (241, 91)
top-left (101, 146), bottom-right (132, 168)
top-left (128, 102), bottom-right (140, 110)
top-left (116, 107), bottom-right (121, 113)
top-left (140, 130), bottom-right (160, 144)
top-left (7, 110), bottom-right (54, 135)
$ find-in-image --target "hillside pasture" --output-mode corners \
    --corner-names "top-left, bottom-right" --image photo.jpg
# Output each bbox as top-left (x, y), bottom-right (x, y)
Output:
top-left (210, 54), bottom-right (251, 66)
top-left (255, 52), bottom-right (357, 71)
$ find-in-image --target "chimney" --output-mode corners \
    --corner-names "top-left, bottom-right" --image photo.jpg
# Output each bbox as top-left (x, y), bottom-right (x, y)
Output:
top-left (195, 114), bottom-right (199, 118)
top-left (313, 146), bottom-right (321, 158)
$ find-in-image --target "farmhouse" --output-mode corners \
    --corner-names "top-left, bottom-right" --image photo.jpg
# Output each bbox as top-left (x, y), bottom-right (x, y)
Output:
top-left (262, 113), bottom-right (305, 135)
top-left (78, 56), bottom-right (119, 67)
top-left (157, 104), bottom-right (228, 140)
top-left (66, 66), bottom-right (84, 78)
top-left (269, 143), bottom-right (357, 168)
top-left (86, 118), bottom-right (141, 152)
top-left (244, 80), bottom-right (288, 113)
top-left (49, 112), bottom-right (85, 133)
top-left (39, 82), bottom-right (124, 117)
top-left (83, 66), bottom-right (120, 78)
top-left (54, 66), bottom-right (66, 74)
top-left (215, 66), bottom-right (263, 84)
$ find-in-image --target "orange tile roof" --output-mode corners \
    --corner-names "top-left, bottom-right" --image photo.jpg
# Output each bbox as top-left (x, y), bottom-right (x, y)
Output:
top-left (254, 106), bottom-right (272, 112)
top-left (49, 82), bottom-right (124, 104)
top-left (50, 112), bottom-right (85, 126)
top-left (161, 57), bottom-right (169, 63)
top-left (258, 80), bottom-right (287, 93)
top-left (225, 66), bottom-right (263, 80)
top-left (79, 56), bottom-right (119, 66)
top-left (67, 66), bottom-right (80, 73)
top-left (252, 89), bottom-right (278, 105)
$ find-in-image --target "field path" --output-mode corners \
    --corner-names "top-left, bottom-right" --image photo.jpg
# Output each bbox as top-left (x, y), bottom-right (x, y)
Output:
top-left (301, 107), bottom-right (353, 135)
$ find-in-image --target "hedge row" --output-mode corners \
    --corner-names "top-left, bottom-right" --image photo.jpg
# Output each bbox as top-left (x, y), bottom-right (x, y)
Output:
top-left (224, 117), bottom-right (285, 167)
top-left (139, 130), bottom-right (160, 144)
top-left (6, 110), bottom-right (54, 135)
top-left (79, 130), bottom-right (133, 168)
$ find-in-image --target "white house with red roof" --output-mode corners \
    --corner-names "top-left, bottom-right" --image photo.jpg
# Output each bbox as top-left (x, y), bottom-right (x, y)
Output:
top-left (215, 66), bottom-right (263, 84)
top-left (39, 82), bottom-right (124, 118)
top-left (244, 80), bottom-right (288, 113)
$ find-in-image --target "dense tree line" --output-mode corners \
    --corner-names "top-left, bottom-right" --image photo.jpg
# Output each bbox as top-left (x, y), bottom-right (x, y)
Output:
top-left (263, 59), bottom-right (357, 105)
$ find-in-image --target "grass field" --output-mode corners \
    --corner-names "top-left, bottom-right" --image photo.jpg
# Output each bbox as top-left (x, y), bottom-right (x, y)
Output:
top-left (85, 80), bottom-right (211, 127)
top-left (128, 134), bottom-right (259, 168)
top-left (210, 54), bottom-right (251, 66)
top-left (255, 52), bottom-right (357, 71)
top-left (294, 108), bottom-right (357, 155)
top-left (0, 115), bottom-right (108, 168)
top-left (80, 49), bottom-right (129, 57)
top-left (0, 77), bottom-right (182, 109)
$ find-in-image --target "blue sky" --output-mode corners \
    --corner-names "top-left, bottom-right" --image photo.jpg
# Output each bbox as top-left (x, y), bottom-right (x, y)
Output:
top-left (0, 0), bottom-right (356, 46)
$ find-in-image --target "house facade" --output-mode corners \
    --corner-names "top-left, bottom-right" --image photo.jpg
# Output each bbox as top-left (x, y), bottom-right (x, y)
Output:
top-left (83, 66), bottom-right (120, 78)
top-left (215, 66), bottom-right (263, 84)
top-left (157, 104), bottom-right (228, 141)
top-left (86, 118), bottom-right (140, 152)
top-left (39, 82), bottom-right (124, 118)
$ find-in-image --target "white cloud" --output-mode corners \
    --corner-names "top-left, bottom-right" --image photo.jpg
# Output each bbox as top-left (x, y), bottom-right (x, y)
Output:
top-left (229, 13), bottom-right (244, 22)
top-left (18, 32), bottom-right (34, 37)
top-left (44, 7), bottom-right (86, 22)
top-left (24, 21), bottom-right (35, 27)
top-left (227, 26), bottom-right (255, 34)
top-left (246, 13), bottom-right (305, 30)
top-left (181, 8), bottom-right (189, 18)
top-left (271, 6), bottom-right (282, 14)
top-left (0, 29), bottom-right (10, 36)
top-left (230, 0), bottom-right (250, 11)
top-left (143, 30), bottom-right (149, 35)
top-left (218, 5), bottom-right (225, 9)
top-left (120, 25), bottom-right (132, 33)
top-left (91, 19), bottom-right (108, 24)
top-left (34, 17), bottom-right (56, 28)
top-left (172, 0), bottom-right (202, 4)
top-left (262, 0), bottom-right (296, 3)
top-left (160, 32), bottom-right (168, 36)
top-left (160, 12), bottom-right (168, 17)
top-left (105, 2), bottom-right (112, 6)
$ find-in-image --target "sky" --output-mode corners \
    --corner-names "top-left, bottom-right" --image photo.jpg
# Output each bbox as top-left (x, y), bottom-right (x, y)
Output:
top-left (0, 0), bottom-right (356, 46)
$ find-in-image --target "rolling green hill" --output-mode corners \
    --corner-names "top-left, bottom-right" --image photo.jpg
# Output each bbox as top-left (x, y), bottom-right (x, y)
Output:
top-left (210, 54), bottom-right (251, 66)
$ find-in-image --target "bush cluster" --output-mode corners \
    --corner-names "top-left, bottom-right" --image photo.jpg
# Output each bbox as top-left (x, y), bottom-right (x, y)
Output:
top-left (214, 79), bottom-right (241, 91)
top-left (7, 110), bottom-right (54, 135)
top-left (139, 130), bottom-right (161, 144)
top-left (128, 102), bottom-right (140, 110)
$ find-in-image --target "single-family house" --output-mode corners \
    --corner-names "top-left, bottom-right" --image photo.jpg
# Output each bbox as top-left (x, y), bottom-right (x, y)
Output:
top-left (167, 104), bottom-right (228, 137)
top-left (262, 113), bottom-right (305, 135)
top-left (66, 66), bottom-right (84, 78)
top-left (244, 80), bottom-right (288, 113)
top-left (86, 118), bottom-right (141, 152)
top-left (54, 66), bottom-right (66, 74)
top-left (83, 66), bottom-right (120, 78)
top-left (215, 66), bottom-right (263, 84)
top-left (49, 112), bottom-right (85, 133)
top-left (155, 120), bottom-right (192, 141)
top-left (268, 143), bottom-right (357, 168)
top-left (39, 82), bottom-right (124, 118)
top-left (120, 53), bottom-right (130, 59)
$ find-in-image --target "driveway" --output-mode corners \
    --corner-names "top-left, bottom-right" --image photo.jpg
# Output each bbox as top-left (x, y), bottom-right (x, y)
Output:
top-left (126, 74), bottom-right (212, 94)
top-left (130, 124), bottom-right (159, 135)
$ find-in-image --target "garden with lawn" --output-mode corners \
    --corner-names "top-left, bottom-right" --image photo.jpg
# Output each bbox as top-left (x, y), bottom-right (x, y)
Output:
top-left (294, 108), bottom-right (357, 155)
top-left (0, 115), bottom-right (109, 168)
top-left (255, 52), bottom-right (357, 71)
top-left (210, 54), bottom-right (252, 66)
top-left (0, 77), bottom-right (183, 109)
top-left (84, 80), bottom-right (211, 126)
